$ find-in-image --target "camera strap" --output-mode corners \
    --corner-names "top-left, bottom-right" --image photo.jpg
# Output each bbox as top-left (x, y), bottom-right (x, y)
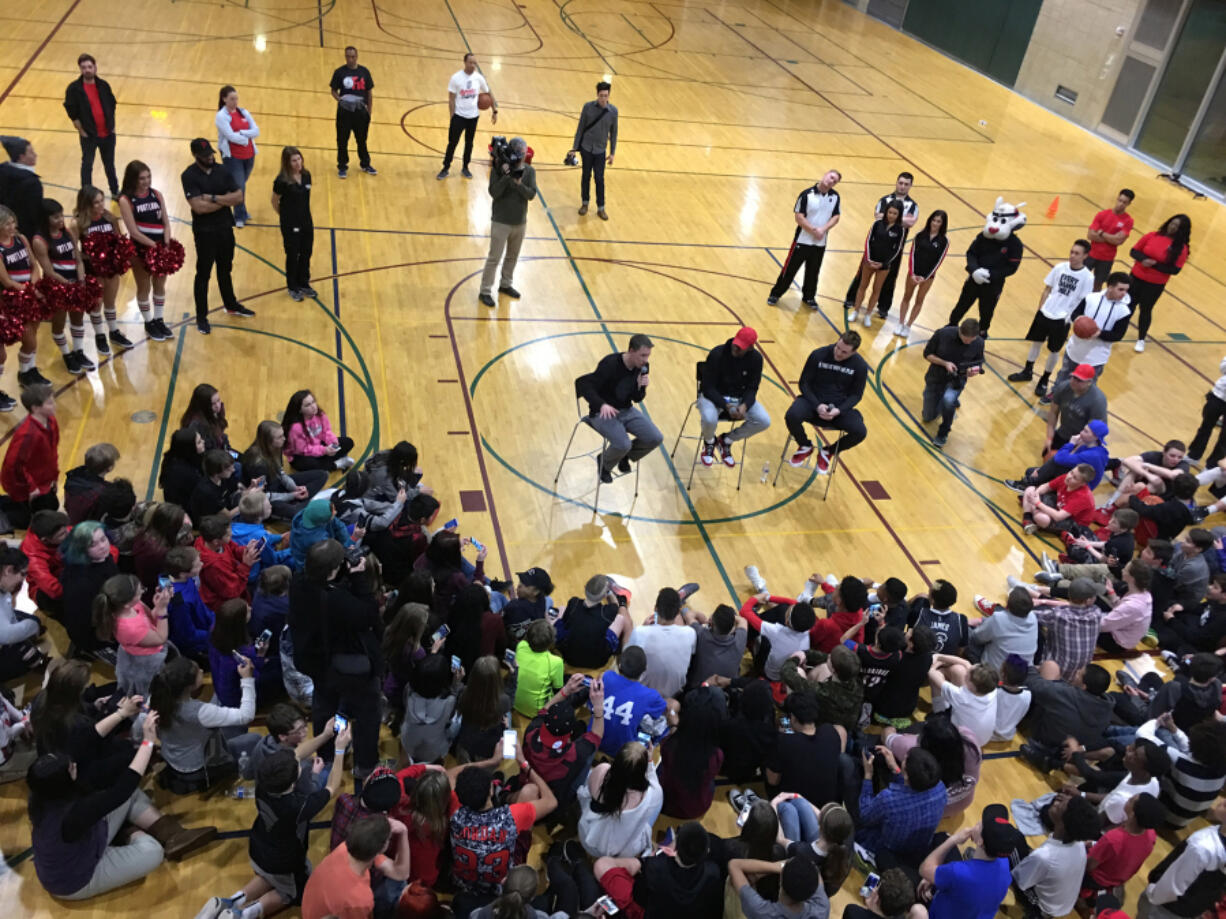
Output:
top-left (577, 105), bottom-right (610, 147)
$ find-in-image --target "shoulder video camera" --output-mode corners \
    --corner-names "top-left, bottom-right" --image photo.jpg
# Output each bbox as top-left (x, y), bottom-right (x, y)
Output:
top-left (489, 136), bottom-right (525, 176)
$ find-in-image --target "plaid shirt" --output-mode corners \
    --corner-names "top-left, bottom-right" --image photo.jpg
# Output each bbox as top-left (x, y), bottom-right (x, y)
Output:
top-left (328, 792), bottom-right (369, 851)
top-left (857, 775), bottom-right (947, 856)
top-left (1035, 602), bottom-right (1102, 681)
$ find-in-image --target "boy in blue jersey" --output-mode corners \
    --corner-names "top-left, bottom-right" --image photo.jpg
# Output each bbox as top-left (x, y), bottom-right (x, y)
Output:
top-left (591, 645), bottom-right (670, 756)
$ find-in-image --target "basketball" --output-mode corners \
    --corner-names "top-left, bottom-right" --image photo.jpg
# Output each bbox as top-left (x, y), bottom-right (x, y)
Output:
top-left (1072, 316), bottom-right (1098, 339)
top-left (478, 92), bottom-right (492, 111)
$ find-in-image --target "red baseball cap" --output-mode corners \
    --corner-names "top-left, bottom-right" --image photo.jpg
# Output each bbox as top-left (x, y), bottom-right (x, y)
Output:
top-left (1070, 363), bottom-right (1096, 381)
top-left (732, 327), bottom-right (758, 350)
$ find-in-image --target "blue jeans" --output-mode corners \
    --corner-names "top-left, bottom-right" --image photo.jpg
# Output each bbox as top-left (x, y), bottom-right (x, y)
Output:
top-left (921, 379), bottom-right (963, 437)
top-left (222, 155), bottom-right (255, 222)
top-left (696, 396), bottom-right (772, 443)
top-left (778, 797), bottom-right (820, 843)
top-left (457, 557), bottom-right (514, 612)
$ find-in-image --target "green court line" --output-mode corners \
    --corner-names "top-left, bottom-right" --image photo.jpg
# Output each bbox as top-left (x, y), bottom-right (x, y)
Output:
top-left (144, 313), bottom-right (190, 501)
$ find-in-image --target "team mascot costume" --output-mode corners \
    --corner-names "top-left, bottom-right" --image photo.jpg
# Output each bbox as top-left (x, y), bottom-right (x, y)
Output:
top-left (948, 197), bottom-right (1026, 337)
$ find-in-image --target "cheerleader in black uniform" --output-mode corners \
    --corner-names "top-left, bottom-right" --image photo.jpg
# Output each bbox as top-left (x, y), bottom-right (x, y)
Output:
top-left (0, 204), bottom-right (45, 404)
top-left (118, 160), bottom-right (174, 342)
top-left (73, 185), bottom-right (133, 356)
top-left (31, 199), bottom-right (96, 375)
top-left (850, 200), bottom-right (904, 329)
top-left (896, 210), bottom-right (949, 338)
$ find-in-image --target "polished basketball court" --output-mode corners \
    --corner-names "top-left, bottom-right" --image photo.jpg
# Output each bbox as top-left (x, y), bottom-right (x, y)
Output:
top-left (0, 0), bottom-right (1224, 914)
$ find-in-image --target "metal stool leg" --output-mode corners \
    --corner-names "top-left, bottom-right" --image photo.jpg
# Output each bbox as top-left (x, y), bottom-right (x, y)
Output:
top-left (670, 401), bottom-right (696, 458)
top-left (633, 451), bottom-right (641, 498)
top-left (735, 436), bottom-right (747, 490)
top-left (554, 420), bottom-right (583, 485)
top-left (773, 434), bottom-right (792, 486)
top-left (686, 430), bottom-right (704, 490)
top-left (593, 433), bottom-right (607, 510)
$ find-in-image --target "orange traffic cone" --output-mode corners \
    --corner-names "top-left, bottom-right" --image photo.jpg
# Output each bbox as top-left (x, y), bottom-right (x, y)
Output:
top-left (1046, 196), bottom-right (1060, 219)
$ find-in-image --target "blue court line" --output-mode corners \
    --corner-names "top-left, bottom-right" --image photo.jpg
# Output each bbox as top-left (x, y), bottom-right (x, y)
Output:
top-left (536, 186), bottom-right (737, 603)
top-left (144, 314), bottom-right (190, 502)
top-left (330, 229), bottom-right (347, 437)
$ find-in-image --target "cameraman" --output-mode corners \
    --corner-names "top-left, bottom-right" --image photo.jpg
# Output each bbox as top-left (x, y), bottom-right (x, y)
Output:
top-left (479, 136), bottom-right (536, 308)
top-left (288, 538), bottom-right (383, 781)
top-left (921, 318), bottom-right (984, 447)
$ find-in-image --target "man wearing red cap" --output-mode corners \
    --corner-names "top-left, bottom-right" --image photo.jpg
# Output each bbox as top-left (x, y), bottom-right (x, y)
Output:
top-left (697, 327), bottom-right (770, 468)
top-left (1040, 364), bottom-right (1108, 457)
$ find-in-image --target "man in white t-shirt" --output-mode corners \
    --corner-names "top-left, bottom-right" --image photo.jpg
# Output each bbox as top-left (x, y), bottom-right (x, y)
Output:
top-left (767, 169), bottom-right (841, 310)
top-left (1042, 272), bottom-right (1133, 400)
top-left (928, 655), bottom-right (998, 747)
top-left (1008, 239), bottom-right (1094, 397)
top-left (626, 587), bottom-right (697, 699)
top-left (1013, 794), bottom-right (1101, 918)
top-left (438, 53), bottom-right (499, 180)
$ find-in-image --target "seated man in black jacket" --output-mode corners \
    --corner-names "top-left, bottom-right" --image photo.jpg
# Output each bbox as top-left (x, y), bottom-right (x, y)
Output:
top-left (0, 135), bottom-right (42, 237)
top-left (1020, 663), bottom-right (1114, 772)
top-left (580, 333), bottom-right (663, 484)
top-left (696, 327), bottom-right (770, 468)
top-left (784, 330), bottom-right (868, 474)
top-left (593, 820), bottom-right (724, 919)
top-left (1156, 576), bottom-right (1226, 656)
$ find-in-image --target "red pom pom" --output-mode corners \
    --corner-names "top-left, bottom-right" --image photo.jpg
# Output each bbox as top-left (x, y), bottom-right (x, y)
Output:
top-left (0, 287), bottom-right (39, 338)
top-left (82, 232), bottom-right (136, 278)
top-left (141, 239), bottom-right (185, 277)
top-left (72, 276), bottom-right (103, 313)
top-left (34, 277), bottom-right (71, 318)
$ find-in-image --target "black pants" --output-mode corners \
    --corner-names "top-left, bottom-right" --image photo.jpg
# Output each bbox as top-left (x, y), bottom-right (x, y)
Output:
top-left (79, 133), bottom-right (119, 195)
top-left (0, 491), bottom-right (59, 531)
top-left (536, 856), bottom-right (602, 916)
top-left (1129, 275), bottom-right (1167, 341)
top-left (0, 611), bottom-right (44, 682)
top-left (784, 397), bottom-right (867, 454)
top-left (269, 469), bottom-right (330, 520)
top-left (1189, 391), bottom-right (1226, 463)
top-left (846, 239), bottom-right (905, 315)
top-left (192, 226), bottom-right (238, 320)
top-left (280, 224), bottom-right (314, 291)
top-left (288, 436), bottom-right (355, 471)
top-left (1083, 256), bottom-right (1114, 291)
top-left (336, 106), bottom-right (371, 170)
top-left (580, 150), bottom-right (606, 207)
top-left (311, 676), bottom-right (382, 777)
top-left (949, 276), bottom-right (1004, 335)
top-left (770, 242), bottom-right (825, 301)
top-left (442, 114), bottom-right (479, 169)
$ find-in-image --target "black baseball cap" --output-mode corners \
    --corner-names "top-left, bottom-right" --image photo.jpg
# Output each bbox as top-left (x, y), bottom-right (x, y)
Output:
top-left (189, 138), bottom-right (215, 156)
top-left (518, 567), bottom-right (554, 593)
top-left (980, 803), bottom-right (1023, 857)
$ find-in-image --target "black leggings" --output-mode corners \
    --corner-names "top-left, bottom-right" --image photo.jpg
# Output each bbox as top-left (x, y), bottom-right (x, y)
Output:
top-left (1129, 275), bottom-right (1167, 341)
top-left (280, 224), bottom-right (314, 291)
top-left (288, 436), bottom-right (355, 471)
top-left (535, 856), bottom-right (602, 916)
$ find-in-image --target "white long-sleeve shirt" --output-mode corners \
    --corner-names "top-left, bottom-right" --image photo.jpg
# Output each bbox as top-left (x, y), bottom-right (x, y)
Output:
top-left (1212, 356), bottom-right (1226, 401)
top-left (1146, 825), bottom-right (1226, 905)
top-left (214, 107), bottom-right (260, 159)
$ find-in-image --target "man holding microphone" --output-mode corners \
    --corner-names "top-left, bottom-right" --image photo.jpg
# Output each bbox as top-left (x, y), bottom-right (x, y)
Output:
top-left (580, 334), bottom-right (663, 484)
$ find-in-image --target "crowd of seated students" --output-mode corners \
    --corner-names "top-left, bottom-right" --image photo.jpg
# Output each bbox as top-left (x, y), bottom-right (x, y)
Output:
top-left (4, 401), bottom-right (1226, 917)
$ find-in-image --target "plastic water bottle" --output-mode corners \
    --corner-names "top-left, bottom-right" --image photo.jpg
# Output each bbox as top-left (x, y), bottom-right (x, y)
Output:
top-left (238, 750), bottom-right (249, 778)
top-left (760, 462), bottom-right (770, 483)
top-left (233, 751), bottom-right (252, 798)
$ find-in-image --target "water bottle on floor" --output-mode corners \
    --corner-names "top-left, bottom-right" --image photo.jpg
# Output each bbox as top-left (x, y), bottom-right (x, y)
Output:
top-left (760, 462), bottom-right (770, 483)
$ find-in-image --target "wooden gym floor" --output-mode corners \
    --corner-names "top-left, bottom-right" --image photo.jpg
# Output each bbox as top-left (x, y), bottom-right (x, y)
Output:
top-left (0, 0), bottom-right (1224, 914)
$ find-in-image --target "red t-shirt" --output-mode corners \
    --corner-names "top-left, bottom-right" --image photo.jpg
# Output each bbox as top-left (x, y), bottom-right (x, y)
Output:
top-left (1130, 231), bottom-right (1189, 285)
top-left (1053, 473), bottom-right (1095, 526)
top-left (391, 765), bottom-right (460, 887)
top-left (1088, 825), bottom-right (1155, 888)
top-left (228, 109), bottom-right (255, 160)
top-left (82, 81), bottom-right (108, 138)
top-left (1087, 208), bottom-right (1132, 261)
top-left (301, 842), bottom-right (389, 919)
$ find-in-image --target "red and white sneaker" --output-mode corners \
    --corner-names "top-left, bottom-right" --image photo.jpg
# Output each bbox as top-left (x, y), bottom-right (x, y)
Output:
top-left (789, 445), bottom-right (814, 467)
top-left (700, 441), bottom-right (715, 466)
top-left (973, 595), bottom-right (995, 616)
top-left (815, 447), bottom-right (831, 475)
top-left (716, 434), bottom-right (736, 467)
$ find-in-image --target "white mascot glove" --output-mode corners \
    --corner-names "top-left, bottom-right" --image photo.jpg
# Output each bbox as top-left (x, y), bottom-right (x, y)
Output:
top-left (971, 267), bottom-right (991, 285)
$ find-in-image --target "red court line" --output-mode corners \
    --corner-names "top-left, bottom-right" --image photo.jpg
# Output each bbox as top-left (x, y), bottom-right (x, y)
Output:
top-left (0, 0), bottom-right (82, 106)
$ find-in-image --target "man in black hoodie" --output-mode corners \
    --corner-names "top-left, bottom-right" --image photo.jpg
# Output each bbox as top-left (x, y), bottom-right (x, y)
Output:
top-left (62, 54), bottom-right (119, 196)
top-left (0, 136), bottom-right (42, 238)
top-left (593, 820), bottom-right (724, 919)
top-left (784, 330), bottom-right (868, 474)
top-left (697, 326), bottom-right (769, 468)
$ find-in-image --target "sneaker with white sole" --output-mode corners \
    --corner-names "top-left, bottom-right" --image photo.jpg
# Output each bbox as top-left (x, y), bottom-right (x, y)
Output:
top-left (334, 456), bottom-right (356, 470)
top-left (814, 447), bottom-right (831, 475)
top-left (823, 574), bottom-right (839, 589)
top-left (973, 595), bottom-right (995, 616)
top-left (789, 445), bottom-right (814, 467)
top-left (1135, 339), bottom-right (1146, 352)
top-left (700, 441), bottom-right (715, 467)
top-left (1041, 551), bottom-right (1058, 574)
top-left (716, 433), bottom-right (736, 467)
top-left (744, 565), bottom-right (768, 593)
top-left (861, 314), bottom-right (872, 329)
